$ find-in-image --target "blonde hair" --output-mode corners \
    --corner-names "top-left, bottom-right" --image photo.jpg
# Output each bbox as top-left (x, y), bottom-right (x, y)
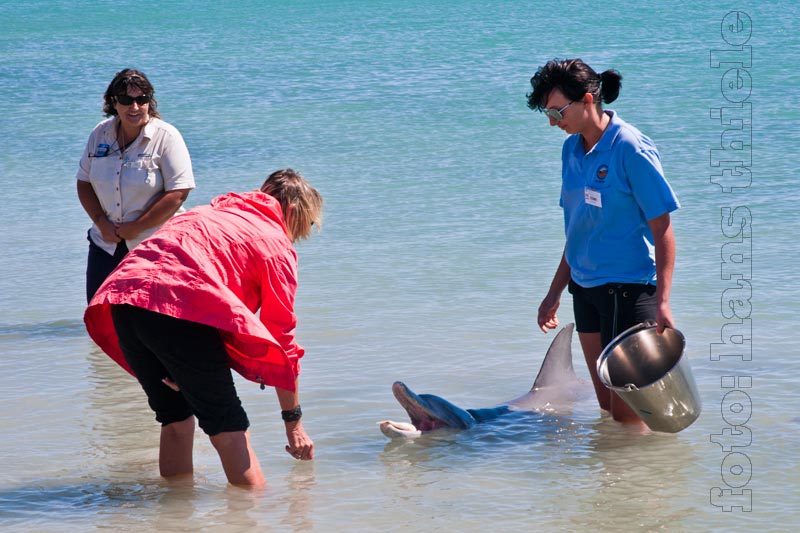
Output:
top-left (260, 169), bottom-right (323, 242)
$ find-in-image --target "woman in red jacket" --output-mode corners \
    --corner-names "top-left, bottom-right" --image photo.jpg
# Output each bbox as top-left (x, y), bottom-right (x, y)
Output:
top-left (85, 169), bottom-right (323, 488)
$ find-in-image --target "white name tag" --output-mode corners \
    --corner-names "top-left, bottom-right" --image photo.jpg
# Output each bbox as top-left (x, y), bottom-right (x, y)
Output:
top-left (584, 187), bottom-right (602, 208)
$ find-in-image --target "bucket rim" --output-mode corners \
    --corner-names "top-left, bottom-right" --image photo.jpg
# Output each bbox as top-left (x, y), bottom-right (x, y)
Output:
top-left (596, 321), bottom-right (687, 389)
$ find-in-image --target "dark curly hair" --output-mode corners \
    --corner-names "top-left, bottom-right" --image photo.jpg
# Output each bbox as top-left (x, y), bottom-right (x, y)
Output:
top-left (526, 58), bottom-right (621, 112)
top-left (102, 68), bottom-right (161, 119)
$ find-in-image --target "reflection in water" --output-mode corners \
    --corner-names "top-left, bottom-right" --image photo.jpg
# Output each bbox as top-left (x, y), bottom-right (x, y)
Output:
top-left (369, 410), bottom-right (600, 530)
top-left (278, 462), bottom-right (317, 532)
top-left (81, 342), bottom-right (319, 531)
top-left (4, 334), bottom-right (724, 531)
top-left (562, 415), bottom-right (701, 531)
top-left (153, 483), bottom-right (264, 532)
top-left (153, 481), bottom-right (203, 530)
top-left (372, 406), bottom-right (709, 531)
top-left (84, 345), bottom-right (161, 482)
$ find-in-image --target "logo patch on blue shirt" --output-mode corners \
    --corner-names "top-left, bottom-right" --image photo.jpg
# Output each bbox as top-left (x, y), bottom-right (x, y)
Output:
top-left (597, 164), bottom-right (608, 180)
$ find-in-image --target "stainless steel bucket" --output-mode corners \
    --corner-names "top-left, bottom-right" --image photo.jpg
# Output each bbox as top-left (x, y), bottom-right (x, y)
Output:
top-left (597, 322), bottom-right (701, 433)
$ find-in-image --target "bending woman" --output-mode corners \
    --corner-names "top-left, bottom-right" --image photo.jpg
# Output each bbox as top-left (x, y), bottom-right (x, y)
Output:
top-left (85, 169), bottom-right (322, 488)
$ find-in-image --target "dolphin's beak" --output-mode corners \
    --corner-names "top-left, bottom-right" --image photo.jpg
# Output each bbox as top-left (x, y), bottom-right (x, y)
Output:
top-left (390, 381), bottom-right (476, 431)
top-left (378, 420), bottom-right (422, 439)
top-left (391, 381), bottom-right (439, 430)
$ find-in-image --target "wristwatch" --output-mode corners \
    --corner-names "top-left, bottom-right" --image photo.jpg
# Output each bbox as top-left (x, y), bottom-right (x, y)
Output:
top-left (281, 405), bottom-right (302, 423)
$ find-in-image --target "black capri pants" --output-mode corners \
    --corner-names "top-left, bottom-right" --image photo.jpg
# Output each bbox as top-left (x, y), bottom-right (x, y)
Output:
top-left (568, 279), bottom-right (658, 348)
top-left (110, 304), bottom-right (250, 436)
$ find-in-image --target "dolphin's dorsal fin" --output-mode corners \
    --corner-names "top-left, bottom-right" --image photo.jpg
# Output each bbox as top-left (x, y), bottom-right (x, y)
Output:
top-left (531, 323), bottom-right (577, 390)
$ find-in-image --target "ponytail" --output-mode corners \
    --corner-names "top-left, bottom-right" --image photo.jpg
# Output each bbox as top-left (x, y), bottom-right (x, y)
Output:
top-left (599, 69), bottom-right (622, 104)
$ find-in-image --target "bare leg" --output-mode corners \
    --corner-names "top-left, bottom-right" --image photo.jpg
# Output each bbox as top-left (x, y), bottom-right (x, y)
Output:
top-left (578, 332), bottom-right (611, 411)
top-left (159, 416), bottom-right (195, 478)
top-left (210, 430), bottom-right (265, 488)
top-left (579, 332), bottom-right (646, 426)
top-left (609, 389), bottom-right (647, 425)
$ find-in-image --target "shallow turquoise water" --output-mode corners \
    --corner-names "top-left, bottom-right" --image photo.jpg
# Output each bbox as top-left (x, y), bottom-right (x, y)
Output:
top-left (1, 1), bottom-right (797, 531)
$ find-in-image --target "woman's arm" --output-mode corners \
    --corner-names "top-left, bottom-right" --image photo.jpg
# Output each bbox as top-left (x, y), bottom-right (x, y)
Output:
top-left (77, 180), bottom-right (121, 243)
top-left (276, 384), bottom-right (314, 461)
top-left (114, 188), bottom-right (191, 241)
top-left (537, 250), bottom-right (571, 333)
top-left (649, 212), bottom-right (676, 333)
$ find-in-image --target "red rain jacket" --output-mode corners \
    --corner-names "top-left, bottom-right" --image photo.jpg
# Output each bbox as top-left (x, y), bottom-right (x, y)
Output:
top-left (84, 191), bottom-right (303, 392)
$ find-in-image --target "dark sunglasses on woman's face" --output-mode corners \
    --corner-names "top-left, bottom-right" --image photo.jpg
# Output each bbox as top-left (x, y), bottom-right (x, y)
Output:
top-left (116, 94), bottom-right (151, 106)
top-left (544, 101), bottom-right (574, 122)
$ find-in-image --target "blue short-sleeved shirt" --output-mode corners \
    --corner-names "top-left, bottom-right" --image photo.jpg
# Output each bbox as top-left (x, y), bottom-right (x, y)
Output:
top-left (560, 111), bottom-right (679, 288)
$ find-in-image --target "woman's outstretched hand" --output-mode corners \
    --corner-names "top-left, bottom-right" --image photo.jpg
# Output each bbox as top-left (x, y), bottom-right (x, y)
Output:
top-left (285, 421), bottom-right (314, 461)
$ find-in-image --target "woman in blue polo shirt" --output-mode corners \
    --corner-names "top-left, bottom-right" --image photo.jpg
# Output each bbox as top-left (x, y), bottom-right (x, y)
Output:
top-left (527, 58), bottom-right (679, 427)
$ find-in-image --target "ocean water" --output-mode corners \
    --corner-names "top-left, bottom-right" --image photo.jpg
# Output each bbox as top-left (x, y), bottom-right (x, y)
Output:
top-left (1, 1), bottom-right (798, 531)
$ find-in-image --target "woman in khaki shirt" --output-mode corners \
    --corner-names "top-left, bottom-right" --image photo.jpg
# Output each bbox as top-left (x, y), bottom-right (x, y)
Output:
top-left (77, 68), bottom-right (195, 302)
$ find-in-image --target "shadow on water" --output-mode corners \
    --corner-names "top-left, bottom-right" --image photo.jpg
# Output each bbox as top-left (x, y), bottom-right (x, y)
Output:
top-left (0, 479), bottom-right (229, 530)
top-left (0, 319), bottom-right (86, 340)
top-left (0, 464), bottom-right (318, 530)
top-left (0, 479), bottom-right (166, 523)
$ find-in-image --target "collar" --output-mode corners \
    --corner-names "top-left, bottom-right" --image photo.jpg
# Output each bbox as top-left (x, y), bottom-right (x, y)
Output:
top-left (210, 191), bottom-right (287, 230)
top-left (591, 110), bottom-right (621, 153)
top-left (140, 116), bottom-right (157, 140)
top-left (108, 116), bottom-right (156, 141)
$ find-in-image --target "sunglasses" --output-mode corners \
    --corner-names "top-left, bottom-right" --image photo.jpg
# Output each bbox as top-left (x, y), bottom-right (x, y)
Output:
top-left (116, 94), bottom-right (151, 106)
top-left (544, 101), bottom-right (575, 122)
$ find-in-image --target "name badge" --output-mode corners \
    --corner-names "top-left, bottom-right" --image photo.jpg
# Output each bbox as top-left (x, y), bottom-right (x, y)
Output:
top-left (584, 187), bottom-right (602, 208)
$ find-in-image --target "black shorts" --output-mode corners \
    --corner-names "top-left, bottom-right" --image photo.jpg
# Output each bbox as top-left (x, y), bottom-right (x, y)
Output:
top-left (110, 304), bottom-right (249, 436)
top-left (568, 279), bottom-right (657, 348)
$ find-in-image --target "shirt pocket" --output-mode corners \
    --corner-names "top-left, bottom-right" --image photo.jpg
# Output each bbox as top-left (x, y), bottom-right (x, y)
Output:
top-left (122, 156), bottom-right (162, 191)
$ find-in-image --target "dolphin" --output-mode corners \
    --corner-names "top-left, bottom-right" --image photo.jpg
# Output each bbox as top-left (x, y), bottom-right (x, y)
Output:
top-left (379, 323), bottom-right (589, 438)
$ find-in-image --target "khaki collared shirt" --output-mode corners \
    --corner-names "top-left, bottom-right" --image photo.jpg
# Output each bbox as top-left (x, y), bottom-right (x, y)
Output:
top-left (77, 117), bottom-right (195, 254)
